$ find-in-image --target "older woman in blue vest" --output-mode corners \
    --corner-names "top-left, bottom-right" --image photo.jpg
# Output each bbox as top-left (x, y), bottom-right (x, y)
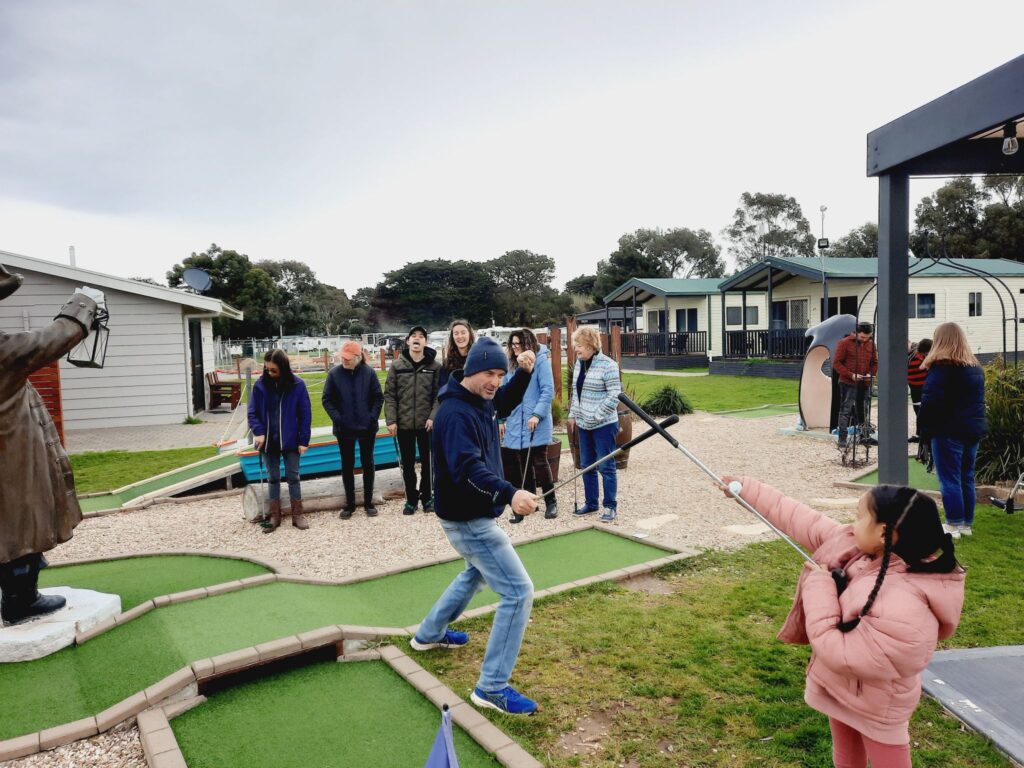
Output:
top-left (502, 329), bottom-right (557, 522)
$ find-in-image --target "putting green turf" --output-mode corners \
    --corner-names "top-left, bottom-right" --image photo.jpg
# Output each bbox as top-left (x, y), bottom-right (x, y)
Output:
top-left (173, 660), bottom-right (499, 767)
top-left (852, 457), bottom-right (941, 492)
top-left (38, 555), bottom-right (271, 611)
top-left (0, 529), bottom-right (666, 740)
top-left (715, 404), bottom-right (800, 419)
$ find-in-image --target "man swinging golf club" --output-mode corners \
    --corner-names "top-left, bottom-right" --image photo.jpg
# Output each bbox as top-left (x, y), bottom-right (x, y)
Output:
top-left (410, 336), bottom-right (542, 715)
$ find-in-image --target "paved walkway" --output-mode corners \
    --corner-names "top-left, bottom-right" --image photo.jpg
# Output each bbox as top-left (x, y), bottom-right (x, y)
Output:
top-left (65, 409), bottom-right (247, 453)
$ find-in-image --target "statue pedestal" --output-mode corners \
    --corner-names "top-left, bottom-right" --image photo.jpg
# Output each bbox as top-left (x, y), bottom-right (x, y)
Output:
top-left (0, 588), bottom-right (121, 662)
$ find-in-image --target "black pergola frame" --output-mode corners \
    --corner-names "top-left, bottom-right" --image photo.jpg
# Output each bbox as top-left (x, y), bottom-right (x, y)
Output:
top-left (868, 54), bottom-right (1024, 484)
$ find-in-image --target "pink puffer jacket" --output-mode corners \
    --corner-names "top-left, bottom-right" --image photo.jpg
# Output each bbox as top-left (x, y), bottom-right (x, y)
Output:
top-left (736, 478), bottom-right (965, 745)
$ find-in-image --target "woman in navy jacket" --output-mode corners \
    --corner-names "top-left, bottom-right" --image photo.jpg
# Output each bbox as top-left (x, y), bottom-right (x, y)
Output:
top-left (918, 322), bottom-right (987, 538)
top-left (248, 349), bottom-right (312, 531)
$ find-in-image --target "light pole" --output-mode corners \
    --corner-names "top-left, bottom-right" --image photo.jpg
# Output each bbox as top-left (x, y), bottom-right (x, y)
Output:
top-left (818, 205), bottom-right (830, 318)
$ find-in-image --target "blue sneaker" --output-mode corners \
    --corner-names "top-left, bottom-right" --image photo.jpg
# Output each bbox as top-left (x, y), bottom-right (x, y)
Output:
top-left (600, 507), bottom-right (617, 522)
top-left (471, 685), bottom-right (538, 715)
top-left (409, 629), bottom-right (469, 651)
top-left (572, 505), bottom-right (598, 516)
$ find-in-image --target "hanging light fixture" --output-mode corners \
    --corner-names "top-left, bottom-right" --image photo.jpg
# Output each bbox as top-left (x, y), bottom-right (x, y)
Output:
top-left (1003, 121), bottom-right (1019, 156)
top-left (67, 307), bottom-right (110, 368)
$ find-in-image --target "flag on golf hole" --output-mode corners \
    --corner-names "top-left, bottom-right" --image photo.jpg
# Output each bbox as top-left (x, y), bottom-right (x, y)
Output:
top-left (423, 704), bottom-right (460, 768)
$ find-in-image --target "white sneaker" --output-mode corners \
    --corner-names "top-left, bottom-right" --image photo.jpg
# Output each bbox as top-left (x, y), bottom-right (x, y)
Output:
top-left (943, 524), bottom-right (961, 540)
top-left (958, 524), bottom-right (973, 536)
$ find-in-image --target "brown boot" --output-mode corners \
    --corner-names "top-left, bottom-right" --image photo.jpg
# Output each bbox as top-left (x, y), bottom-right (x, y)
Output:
top-left (291, 498), bottom-right (309, 529)
top-left (264, 499), bottom-right (281, 532)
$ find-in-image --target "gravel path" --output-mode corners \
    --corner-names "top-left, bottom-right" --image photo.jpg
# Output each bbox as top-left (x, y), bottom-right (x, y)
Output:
top-left (12, 411), bottom-right (875, 768)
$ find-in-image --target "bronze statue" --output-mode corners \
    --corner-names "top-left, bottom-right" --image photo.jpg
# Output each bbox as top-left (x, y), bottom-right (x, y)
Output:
top-left (0, 264), bottom-right (102, 626)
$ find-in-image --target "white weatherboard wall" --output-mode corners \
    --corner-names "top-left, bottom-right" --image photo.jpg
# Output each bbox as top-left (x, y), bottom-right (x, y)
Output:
top-left (639, 294), bottom-right (769, 358)
top-left (0, 268), bottom-right (192, 429)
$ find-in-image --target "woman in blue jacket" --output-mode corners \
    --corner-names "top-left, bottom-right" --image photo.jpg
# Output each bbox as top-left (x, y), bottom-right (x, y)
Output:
top-left (918, 322), bottom-right (987, 539)
top-left (502, 329), bottom-right (557, 522)
top-left (248, 349), bottom-right (312, 531)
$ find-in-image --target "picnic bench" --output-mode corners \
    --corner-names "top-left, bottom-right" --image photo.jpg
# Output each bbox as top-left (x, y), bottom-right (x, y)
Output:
top-left (206, 372), bottom-right (242, 410)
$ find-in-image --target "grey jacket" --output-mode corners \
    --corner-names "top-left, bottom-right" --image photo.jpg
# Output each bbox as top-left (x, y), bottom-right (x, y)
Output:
top-left (384, 347), bottom-right (442, 430)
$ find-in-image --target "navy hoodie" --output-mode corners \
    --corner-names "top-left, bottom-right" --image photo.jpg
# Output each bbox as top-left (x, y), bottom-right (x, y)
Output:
top-left (322, 361), bottom-right (383, 434)
top-left (432, 368), bottom-right (531, 522)
top-left (918, 362), bottom-right (987, 443)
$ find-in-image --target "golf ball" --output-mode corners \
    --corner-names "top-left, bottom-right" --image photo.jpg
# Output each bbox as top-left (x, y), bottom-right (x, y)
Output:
top-left (727, 480), bottom-right (743, 496)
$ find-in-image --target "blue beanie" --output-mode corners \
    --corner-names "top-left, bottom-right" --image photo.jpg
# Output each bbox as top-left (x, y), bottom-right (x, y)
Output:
top-left (463, 337), bottom-right (508, 377)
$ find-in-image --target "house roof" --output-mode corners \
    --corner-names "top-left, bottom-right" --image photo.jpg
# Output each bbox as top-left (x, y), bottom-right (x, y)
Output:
top-left (720, 256), bottom-right (1024, 292)
top-left (0, 249), bottom-right (243, 320)
top-left (574, 306), bottom-right (641, 322)
top-left (603, 277), bottom-right (725, 305)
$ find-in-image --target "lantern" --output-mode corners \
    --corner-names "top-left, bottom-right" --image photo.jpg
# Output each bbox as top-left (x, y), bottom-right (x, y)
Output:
top-left (66, 307), bottom-right (110, 368)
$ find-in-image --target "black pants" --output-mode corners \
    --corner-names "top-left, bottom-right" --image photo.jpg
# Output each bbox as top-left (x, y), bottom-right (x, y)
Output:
top-left (397, 429), bottom-right (431, 504)
top-left (338, 429), bottom-right (376, 507)
top-left (837, 383), bottom-right (869, 443)
top-left (501, 446), bottom-right (554, 494)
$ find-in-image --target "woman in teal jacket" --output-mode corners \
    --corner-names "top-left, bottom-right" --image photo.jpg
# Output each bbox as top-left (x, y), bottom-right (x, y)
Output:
top-left (502, 329), bottom-right (557, 521)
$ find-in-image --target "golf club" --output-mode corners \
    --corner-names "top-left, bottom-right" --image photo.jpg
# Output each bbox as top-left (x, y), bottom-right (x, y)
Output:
top-left (616, 394), bottom-right (839, 579)
top-left (537, 414), bottom-right (679, 502)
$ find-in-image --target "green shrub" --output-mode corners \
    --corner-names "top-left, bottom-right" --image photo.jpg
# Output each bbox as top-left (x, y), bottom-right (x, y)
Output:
top-left (550, 397), bottom-right (565, 426)
top-left (977, 361), bottom-right (1024, 484)
top-left (639, 384), bottom-right (694, 416)
top-left (182, 415), bottom-right (204, 425)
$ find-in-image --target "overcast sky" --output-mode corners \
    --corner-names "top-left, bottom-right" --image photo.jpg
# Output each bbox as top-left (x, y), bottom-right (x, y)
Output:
top-left (1, 1), bottom-right (1022, 294)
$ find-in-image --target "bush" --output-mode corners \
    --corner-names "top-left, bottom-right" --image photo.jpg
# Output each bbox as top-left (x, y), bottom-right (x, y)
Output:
top-left (550, 397), bottom-right (565, 426)
top-left (977, 361), bottom-right (1024, 484)
top-left (639, 384), bottom-right (693, 416)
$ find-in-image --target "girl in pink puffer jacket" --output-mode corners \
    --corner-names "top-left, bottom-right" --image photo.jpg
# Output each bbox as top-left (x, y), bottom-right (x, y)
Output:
top-left (726, 478), bottom-right (965, 768)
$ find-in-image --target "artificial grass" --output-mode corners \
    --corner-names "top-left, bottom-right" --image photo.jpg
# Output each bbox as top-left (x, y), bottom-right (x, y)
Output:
top-left (715, 404), bottom-right (800, 419)
top-left (38, 555), bottom-right (271, 611)
top-left (852, 456), bottom-right (941, 492)
top-left (0, 529), bottom-right (666, 740)
top-left (70, 447), bottom-right (219, 494)
top-left (621, 373), bottom-right (798, 412)
top-left (415, 509), bottom-right (1023, 767)
top-left (173, 660), bottom-right (499, 768)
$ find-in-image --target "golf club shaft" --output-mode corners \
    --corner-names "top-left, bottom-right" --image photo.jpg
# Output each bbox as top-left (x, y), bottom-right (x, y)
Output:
top-left (537, 414), bottom-right (679, 501)
top-left (616, 394), bottom-right (815, 565)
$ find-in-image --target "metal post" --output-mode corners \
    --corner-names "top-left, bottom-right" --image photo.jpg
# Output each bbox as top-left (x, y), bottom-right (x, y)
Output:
top-left (767, 265), bottom-right (774, 359)
top-left (720, 291), bottom-right (727, 358)
top-left (820, 205), bottom-right (830, 319)
top-left (877, 173), bottom-right (910, 485)
top-left (632, 286), bottom-right (637, 332)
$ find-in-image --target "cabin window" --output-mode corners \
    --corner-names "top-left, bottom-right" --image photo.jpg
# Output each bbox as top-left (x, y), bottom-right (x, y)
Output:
top-left (969, 292), bottom-right (983, 317)
top-left (908, 293), bottom-right (936, 319)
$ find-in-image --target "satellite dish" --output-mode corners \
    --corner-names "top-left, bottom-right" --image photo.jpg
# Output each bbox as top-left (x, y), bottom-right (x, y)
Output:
top-left (182, 267), bottom-right (213, 293)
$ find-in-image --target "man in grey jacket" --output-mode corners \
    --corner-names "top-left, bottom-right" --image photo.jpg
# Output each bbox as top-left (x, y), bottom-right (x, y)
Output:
top-left (384, 326), bottom-right (442, 515)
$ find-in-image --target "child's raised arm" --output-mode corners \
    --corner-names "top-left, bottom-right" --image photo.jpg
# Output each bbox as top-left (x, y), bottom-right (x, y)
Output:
top-left (732, 477), bottom-right (842, 554)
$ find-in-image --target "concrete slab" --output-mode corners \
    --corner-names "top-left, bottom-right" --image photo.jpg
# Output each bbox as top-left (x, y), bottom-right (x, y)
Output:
top-left (923, 645), bottom-right (1024, 766)
top-left (633, 513), bottom-right (679, 530)
top-left (0, 588), bottom-right (121, 662)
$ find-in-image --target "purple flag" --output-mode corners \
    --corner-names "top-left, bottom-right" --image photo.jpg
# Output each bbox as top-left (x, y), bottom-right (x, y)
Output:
top-left (423, 705), bottom-right (460, 768)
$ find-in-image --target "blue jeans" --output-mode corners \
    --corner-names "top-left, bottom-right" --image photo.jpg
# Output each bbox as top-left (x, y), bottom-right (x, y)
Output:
top-left (578, 421), bottom-right (618, 511)
top-left (264, 445), bottom-right (301, 501)
top-left (931, 437), bottom-right (979, 525)
top-left (417, 517), bottom-right (534, 692)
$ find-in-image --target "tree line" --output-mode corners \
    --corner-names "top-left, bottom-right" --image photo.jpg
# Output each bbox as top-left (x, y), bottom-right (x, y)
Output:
top-left (165, 175), bottom-right (1023, 338)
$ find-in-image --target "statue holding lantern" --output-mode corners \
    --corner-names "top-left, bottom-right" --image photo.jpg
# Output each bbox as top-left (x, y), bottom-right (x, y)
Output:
top-left (0, 264), bottom-right (108, 626)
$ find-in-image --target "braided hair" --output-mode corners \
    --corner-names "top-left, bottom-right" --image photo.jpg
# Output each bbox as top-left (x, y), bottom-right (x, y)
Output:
top-left (837, 485), bottom-right (958, 632)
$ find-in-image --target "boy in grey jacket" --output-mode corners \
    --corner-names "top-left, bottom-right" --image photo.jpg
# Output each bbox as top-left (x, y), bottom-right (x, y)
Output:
top-left (384, 326), bottom-right (442, 514)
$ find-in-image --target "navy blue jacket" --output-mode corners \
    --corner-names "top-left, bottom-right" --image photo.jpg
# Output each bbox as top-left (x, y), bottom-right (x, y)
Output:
top-left (432, 368), bottom-right (531, 522)
top-left (248, 375), bottom-right (312, 450)
top-left (919, 363), bottom-right (987, 443)
top-left (322, 362), bottom-right (383, 435)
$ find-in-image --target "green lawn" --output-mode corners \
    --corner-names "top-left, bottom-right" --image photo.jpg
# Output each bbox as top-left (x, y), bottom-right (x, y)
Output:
top-left (0, 529), bottom-right (664, 740)
top-left (415, 508), bottom-right (1021, 767)
top-left (621, 373), bottom-right (798, 412)
top-left (853, 457), bottom-right (941, 492)
top-left (173, 661), bottom-right (499, 768)
top-left (70, 446), bottom-right (219, 494)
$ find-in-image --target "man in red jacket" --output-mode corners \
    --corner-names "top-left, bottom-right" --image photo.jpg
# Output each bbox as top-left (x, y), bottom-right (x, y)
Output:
top-left (833, 322), bottom-right (878, 449)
